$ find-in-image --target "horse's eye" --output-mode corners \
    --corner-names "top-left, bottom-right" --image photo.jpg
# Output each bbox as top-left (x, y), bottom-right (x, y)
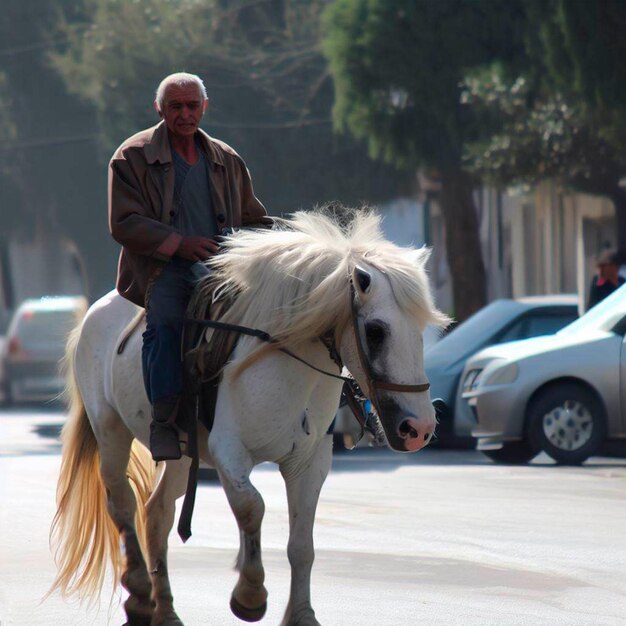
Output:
top-left (365, 321), bottom-right (387, 349)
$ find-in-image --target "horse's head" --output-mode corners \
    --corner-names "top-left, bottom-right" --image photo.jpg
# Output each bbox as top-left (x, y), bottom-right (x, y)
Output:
top-left (339, 259), bottom-right (448, 453)
top-left (204, 207), bottom-right (449, 452)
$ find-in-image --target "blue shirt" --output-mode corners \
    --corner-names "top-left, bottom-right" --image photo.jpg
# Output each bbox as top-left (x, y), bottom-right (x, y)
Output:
top-left (171, 140), bottom-right (217, 238)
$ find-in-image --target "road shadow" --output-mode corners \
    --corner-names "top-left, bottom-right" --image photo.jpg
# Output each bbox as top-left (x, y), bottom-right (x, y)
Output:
top-left (329, 447), bottom-right (493, 473)
top-left (32, 422), bottom-right (63, 440)
top-left (0, 401), bottom-right (65, 415)
top-left (329, 446), bottom-right (626, 473)
top-left (0, 404), bottom-right (64, 457)
top-left (27, 403), bottom-right (64, 454)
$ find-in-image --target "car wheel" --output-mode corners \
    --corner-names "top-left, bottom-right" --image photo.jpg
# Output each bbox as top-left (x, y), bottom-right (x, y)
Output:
top-left (482, 441), bottom-right (537, 465)
top-left (527, 383), bottom-right (606, 465)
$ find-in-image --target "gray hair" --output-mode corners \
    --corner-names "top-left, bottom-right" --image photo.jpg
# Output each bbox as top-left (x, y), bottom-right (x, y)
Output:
top-left (155, 72), bottom-right (207, 110)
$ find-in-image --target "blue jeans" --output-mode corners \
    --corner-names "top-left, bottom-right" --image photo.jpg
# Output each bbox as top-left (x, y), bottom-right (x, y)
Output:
top-left (142, 258), bottom-right (210, 405)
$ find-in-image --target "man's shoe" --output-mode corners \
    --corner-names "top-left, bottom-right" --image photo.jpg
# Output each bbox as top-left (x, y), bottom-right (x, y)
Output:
top-left (150, 421), bottom-right (182, 462)
top-left (153, 395), bottom-right (181, 424)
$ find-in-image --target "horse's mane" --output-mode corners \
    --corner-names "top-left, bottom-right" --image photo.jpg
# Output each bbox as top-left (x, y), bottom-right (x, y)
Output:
top-left (191, 208), bottom-right (448, 371)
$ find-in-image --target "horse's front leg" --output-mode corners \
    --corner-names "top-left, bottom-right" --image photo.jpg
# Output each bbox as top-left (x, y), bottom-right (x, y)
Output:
top-left (210, 433), bottom-right (268, 622)
top-left (279, 434), bottom-right (333, 626)
top-left (145, 456), bottom-right (191, 626)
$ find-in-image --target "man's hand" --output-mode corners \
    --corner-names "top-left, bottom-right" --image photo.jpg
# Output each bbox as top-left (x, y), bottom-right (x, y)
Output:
top-left (175, 236), bottom-right (219, 262)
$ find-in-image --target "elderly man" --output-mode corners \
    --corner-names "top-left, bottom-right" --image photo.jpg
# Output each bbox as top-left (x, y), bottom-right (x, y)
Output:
top-left (109, 72), bottom-right (269, 461)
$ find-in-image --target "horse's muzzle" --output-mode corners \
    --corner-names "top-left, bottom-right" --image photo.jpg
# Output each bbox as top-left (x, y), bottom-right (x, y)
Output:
top-left (396, 417), bottom-right (434, 452)
top-left (376, 396), bottom-right (436, 452)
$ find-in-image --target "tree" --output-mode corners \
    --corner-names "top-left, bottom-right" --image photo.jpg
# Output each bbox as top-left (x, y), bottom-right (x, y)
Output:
top-left (322, 0), bottom-right (526, 321)
top-left (464, 1), bottom-right (626, 256)
top-left (0, 2), bottom-right (113, 299)
top-left (0, 2), bottom-right (94, 232)
top-left (541, 0), bottom-right (626, 113)
top-left (50, 0), bottom-right (411, 216)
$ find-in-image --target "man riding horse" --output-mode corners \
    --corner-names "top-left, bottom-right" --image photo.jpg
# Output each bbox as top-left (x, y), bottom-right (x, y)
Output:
top-left (108, 72), bottom-right (270, 462)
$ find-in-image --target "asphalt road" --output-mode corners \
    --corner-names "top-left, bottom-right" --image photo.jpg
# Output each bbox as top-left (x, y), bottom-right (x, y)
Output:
top-left (1, 407), bottom-right (625, 626)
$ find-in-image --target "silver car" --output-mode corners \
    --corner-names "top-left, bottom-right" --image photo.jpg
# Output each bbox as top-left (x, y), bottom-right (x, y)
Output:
top-left (426, 295), bottom-right (578, 444)
top-left (2, 296), bottom-right (87, 403)
top-left (464, 284), bottom-right (626, 464)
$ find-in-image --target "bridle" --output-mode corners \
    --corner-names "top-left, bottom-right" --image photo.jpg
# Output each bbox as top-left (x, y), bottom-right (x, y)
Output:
top-left (334, 277), bottom-right (430, 446)
top-left (348, 277), bottom-right (430, 393)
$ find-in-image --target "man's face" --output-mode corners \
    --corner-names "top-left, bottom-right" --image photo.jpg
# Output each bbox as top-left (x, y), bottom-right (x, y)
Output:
top-left (156, 82), bottom-right (208, 138)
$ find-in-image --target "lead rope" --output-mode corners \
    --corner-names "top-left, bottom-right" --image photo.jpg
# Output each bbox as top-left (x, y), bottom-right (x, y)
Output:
top-left (184, 317), bottom-right (376, 436)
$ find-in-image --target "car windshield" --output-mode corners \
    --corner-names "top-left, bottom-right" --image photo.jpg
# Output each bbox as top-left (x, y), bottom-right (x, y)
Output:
top-left (15, 308), bottom-right (79, 352)
top-left (558, 283), bottom-right (626, 336)
top-left (426, 299), bottom-right (524, 362)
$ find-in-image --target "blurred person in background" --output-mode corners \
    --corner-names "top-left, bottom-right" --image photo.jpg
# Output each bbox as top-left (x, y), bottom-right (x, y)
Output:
top-left (108, 72), bottom-right (269, 462)
top-left (587, 248), bottom-right (624, 310)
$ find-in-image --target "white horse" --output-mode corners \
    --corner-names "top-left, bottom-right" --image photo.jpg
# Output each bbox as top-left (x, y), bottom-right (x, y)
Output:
top-left (49, 210), bottom-right (448, 626)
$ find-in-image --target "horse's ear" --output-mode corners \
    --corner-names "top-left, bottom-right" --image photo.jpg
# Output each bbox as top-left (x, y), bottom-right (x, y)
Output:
top-left (353, 265), bottom-right (372, 294)
top-left (405, 246), bottom-right (431, 267)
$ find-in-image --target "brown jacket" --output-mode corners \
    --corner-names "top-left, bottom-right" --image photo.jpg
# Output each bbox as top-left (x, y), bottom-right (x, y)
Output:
top-left (109, 120), bottom-right (269, 306)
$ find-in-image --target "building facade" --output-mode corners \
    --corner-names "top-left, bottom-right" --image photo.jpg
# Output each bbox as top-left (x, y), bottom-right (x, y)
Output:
top-left (424, 180), bottom-right (616, 317)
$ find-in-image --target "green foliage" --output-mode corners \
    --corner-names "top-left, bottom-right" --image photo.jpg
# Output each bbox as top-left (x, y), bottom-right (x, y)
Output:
top-left (0, 1), bottom-right (102, 231)
top-left (463, 1), bottom-right (626, 196)
top-left (49, 0), bottom-right (410, 212)
top-left (322, 0), bottom-right (526, 170)
top-left (551, 0), bottom-right (626, 112)
top-left (517, 1), bottom-right (626, 111)
top-left (51, 0), bottom-right (332, 149)
top-left (463, 72), bottom-right (626, 193)
top-left (52, 1), bottom-right (228, 148)
top-left (321, 0), bottom-right (530, 319)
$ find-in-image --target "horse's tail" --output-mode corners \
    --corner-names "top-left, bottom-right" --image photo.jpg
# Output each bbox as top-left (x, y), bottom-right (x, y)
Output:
top-left (48, 321), bottom-right (155, 602)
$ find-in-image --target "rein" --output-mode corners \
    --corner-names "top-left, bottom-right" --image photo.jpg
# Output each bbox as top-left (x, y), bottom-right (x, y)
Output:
top-left (184, 318), bottom-right (353, 384)
top-left (184, 316), bottom-right (385, 454)
top-left (185, 278), bottom-right (431, 423)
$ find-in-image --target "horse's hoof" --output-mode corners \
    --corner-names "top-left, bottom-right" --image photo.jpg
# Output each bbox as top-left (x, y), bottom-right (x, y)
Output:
top-left (123, 612), bottom-right (153, 626)
top-left (122, 618), bottom-right (152, 626)
top-left (230, 595), bottom-right (267, 622)
top-left (150, 612), bottom-right (185, 626)
top-left (124, 596), bottom-right (155, 626)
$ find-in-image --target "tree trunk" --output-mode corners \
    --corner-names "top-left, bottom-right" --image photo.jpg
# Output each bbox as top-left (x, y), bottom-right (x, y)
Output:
top-left (439, 169), bottom-right (487, 322)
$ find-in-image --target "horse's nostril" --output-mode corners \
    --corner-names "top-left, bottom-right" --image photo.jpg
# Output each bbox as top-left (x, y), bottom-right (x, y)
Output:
top-left (397, 418), bottom-right (431, 452)
top-left (399, 420), bottom-right (418, 439)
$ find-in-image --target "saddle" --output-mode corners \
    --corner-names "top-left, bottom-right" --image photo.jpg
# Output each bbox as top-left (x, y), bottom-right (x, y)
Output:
top-left (182, 279), bottom-right (240, 434)
top-left (116, 279), bottom-right (239, 436)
